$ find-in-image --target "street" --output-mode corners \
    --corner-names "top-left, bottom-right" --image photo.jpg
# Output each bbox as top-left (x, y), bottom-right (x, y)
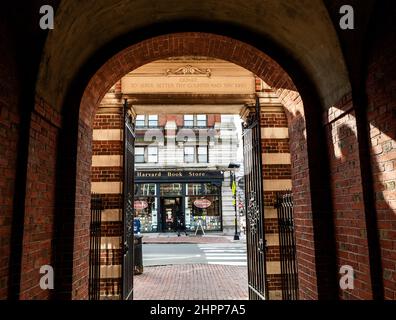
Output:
top-left (143, 243), bottom-right (247, 267)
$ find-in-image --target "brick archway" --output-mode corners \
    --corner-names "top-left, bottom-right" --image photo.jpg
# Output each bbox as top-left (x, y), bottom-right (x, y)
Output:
top-left (80, 33), bottom-right (300, 126)
top-left (61, 32), bottom-right (333, 300)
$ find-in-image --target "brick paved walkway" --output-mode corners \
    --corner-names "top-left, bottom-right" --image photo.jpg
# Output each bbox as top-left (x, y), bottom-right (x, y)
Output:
top-left (134, 264), bottom-right (248, 300)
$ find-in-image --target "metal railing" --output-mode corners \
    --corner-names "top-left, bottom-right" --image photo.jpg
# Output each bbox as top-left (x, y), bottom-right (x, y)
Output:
top-left (276, 191), bottom-right (299, 300)
top-left (89, 193), bottom-right (103, 300)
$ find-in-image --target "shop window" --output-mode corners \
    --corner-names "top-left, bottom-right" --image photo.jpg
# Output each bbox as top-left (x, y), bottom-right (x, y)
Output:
top-left (136, 115), bottom-right (145, 127)
top-left (184, 115), bottom-right (194, 127)
top-left (135, 183), bottom-right (156, 196)
top-left (187, 195), bottom-right (221, 231)
top-left (184, 146), bottom-right (195, 163)
top-left (197, 146), bottom-right (208, 163)
top-left (135, 147), bottom-right (145, 163)
top-left (147, 146), bottom-right (158, 163)
top-left (160, 183), bottom-right (183, 196)
top-left (134, 184), bottom-right (158, 233)
top-left (187, 183), bottom-right (220, 195)
top-left (148, 115), bottom-right (158, 127)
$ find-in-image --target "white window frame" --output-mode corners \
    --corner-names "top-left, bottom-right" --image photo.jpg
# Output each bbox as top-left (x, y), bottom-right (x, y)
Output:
top-left (148, 115), bottom-right (158, 127)
top-left (184, 146), bottom-right (195, 163)
top-left (196, 114), bottom-right (207, 127)
top-left (184, 115), bottom-right (194, 127)
top-left (197, 146), bottom-right (208, 163)
top-left (136, 115), bottom-right (145, 127)
top-left (147, 146), bottom-right (158, 163)
top-left (135, 147), bottom-right (145, 163)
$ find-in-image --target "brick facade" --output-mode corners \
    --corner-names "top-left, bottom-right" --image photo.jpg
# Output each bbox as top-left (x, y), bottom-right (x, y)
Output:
top-left (259, 102), bottom-right (292, 299)
top-left (0, 16), bottom-right (394, 301)
top-left (365, 2), bottom-right (396, 300)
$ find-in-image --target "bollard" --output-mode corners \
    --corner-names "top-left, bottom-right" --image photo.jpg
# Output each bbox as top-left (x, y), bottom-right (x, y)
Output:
top-left (134, 235), bottom-right (143, 275)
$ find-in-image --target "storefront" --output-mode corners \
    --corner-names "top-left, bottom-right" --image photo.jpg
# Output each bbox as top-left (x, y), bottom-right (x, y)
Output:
top-left (134, 170), bottom-right (224, 233)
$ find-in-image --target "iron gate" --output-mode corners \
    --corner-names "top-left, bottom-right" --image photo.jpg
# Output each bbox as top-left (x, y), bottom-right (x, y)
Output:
top-left (122, 99), bottom-right (135, 300)
top-left (276, 191), bottom-right (299, 300)
top-left (89, 194), bottom-right (103, 300)
top-left (243, 97), bottom-right (267, 300)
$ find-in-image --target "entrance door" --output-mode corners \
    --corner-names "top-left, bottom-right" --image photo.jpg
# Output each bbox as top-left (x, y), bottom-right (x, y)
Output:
top-left (161, 198), bottom-right (182, 232)
top-left (243, 97), bottom-right (268, 300)
top-left (122, 100), bottom-right (135, 300)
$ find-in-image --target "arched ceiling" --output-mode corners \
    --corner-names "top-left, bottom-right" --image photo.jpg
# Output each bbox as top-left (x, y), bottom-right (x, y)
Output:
top-left (36, 0), bottom-right (351, 111)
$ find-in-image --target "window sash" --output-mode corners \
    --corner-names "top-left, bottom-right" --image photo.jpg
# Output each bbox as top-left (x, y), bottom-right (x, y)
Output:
top-left (197, 146), bottom-right (207, 154)
top-left (147, 147), bottom-right (158, 163)
top-left (184, 115), bottom-right (194, 127)
top-left (148, 115), bottom-right (158, 127)
top-left (184, 146), bottom-right (195, 163)
top-left (135, 155), bottom-right (145, 163)
top-left (135, 147), bottom-right (145, 155)
top-left (136, 115), bottom-right (145, 127)
top-left (196, 115), bottom-right (207, 127)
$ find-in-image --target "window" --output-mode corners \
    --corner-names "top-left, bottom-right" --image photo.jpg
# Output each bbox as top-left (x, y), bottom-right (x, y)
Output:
top-left (197, 146), bottom-right (208, 163)
top-left (147, 146), bottom-right (158, 163)
top-left (148, 115), bottom-right (158, 127)
top-left (197, 114), bottom-right (207, 127)
top-left (183, 114), bottom-right (207, 127)
top-left (135, 183), bottom-right (156, 196)
top-left (184, 115), bottom-right (194, 127)
top-left (136, 115), bottom-right (145, 127)
top-left (184, 146), bottom-right (195, 163)
top-left (135, 147), bottom-right (145, 163)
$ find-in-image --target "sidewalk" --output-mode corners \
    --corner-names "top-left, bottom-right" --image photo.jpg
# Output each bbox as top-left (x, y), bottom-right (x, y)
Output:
top-left (142, 232), bottom-right (246, 244)
top-left (134, 264), bottom-right (248, 300)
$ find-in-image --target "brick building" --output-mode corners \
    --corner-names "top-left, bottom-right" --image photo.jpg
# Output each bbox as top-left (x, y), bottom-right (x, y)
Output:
top-left (0, 1), bottom-right (394, 301)
top-left (91, 58), bottom-right (291, 298)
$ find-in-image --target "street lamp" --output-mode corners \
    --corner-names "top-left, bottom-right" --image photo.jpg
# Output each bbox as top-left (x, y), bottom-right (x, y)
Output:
top-left (228, 162), bottom-right (240, 240)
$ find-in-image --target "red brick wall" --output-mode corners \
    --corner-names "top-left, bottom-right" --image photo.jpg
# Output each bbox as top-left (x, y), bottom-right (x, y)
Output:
top-left (263, 165), bottom-right (292, 179)
top-left (326, 99), bottom-right (373, 299)
top-left (93, 141), bottom-right (122, 155)
top-left (76, 33), bottom-right (336, 300)
top-left (5, 29), bottom-right (393, 300)
top-left (91, 167), bottom-right (122, 182)
top-left (19, 99), bottom-right (61, 299)
top-left (285, 108), bottom-right (319, 300)
top-left (0, 21), bottom-right (20, 299)
top-left (365, 3), bottom-right (396, 300)
top-left (93, 114), bottom-right (122, 129)
top-left (262, 139), bottom-right (290, 153)
top-left (259, 106), bottom-right (292, 298)
top-left (260, 112), bottom-right (288, 127)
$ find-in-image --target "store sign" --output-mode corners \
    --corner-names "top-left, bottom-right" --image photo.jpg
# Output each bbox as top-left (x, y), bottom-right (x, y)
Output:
top-left (194, 199), bottom-right (212, 209)
top-left (134, 200), bottom-right (148, 210)
top-left (135, 170), bottom-right (223, 181)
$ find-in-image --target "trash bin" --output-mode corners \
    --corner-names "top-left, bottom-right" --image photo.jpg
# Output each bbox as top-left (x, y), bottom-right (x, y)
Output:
top-left (134, 234), bottom-right (143, 275)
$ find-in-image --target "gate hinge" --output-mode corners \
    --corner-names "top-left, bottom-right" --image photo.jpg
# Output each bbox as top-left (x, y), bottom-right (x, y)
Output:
top-left (123, 242), bottom-right (129, 255)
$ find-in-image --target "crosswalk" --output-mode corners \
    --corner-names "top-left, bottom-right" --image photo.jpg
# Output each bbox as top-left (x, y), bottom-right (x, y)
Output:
top-left (198, 243), bottom-right (247, 266)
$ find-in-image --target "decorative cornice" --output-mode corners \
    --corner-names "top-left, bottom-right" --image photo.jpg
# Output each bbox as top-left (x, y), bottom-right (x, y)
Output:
top-left (165, 65), bottom-right (211, 77)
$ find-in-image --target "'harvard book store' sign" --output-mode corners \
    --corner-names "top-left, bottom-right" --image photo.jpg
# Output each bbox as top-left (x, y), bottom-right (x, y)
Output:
top-left (135, 170), bottom-right (224, 182)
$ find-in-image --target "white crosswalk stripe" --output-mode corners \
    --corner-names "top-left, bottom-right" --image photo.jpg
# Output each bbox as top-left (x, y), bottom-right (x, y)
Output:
top-left (198, 243), bottom-right (247, 266)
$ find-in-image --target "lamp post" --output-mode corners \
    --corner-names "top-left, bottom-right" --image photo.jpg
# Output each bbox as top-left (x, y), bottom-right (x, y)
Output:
top-left (228, 163), bottom-right (240, 240)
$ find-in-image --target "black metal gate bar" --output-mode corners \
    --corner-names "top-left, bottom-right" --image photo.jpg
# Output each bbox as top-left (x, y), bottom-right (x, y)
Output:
top-left (276, 191), bottom-right (299, 300)
top-left (122, 99), bottom-right (135, 300)
top-left (243, 97), bottom-right (267, 300)
top-left (89, 193), bottom-right (103, 300)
